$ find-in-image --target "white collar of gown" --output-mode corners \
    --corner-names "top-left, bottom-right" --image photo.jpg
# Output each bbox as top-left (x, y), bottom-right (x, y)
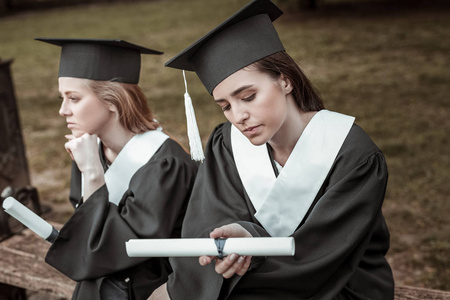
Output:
top-left (230, 110), bottom-right (355, 236)
top-left (82, 129), bottom-right (169, 205)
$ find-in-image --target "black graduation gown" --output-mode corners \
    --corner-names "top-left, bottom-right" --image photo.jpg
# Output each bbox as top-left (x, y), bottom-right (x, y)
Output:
top-left (45, 138), bottom-right (198, 300)
top-left (167, 122), bottom-right (394, 300)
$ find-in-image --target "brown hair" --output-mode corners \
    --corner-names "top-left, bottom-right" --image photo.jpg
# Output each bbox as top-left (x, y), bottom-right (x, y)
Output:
top-left (251, 51), bottom-right (325, 112)
top-left (82, 80), bottom-right (159, 134)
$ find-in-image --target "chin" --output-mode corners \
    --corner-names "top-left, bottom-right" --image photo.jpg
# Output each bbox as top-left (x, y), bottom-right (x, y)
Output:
top-left (71, 130), bottom-right (85, 138)
top-left (246, 136), bottom-right (268, 146)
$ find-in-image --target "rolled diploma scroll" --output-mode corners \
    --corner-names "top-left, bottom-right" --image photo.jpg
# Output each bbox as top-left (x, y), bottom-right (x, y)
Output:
top-left (2, 197), bottom-right (59, 243)
top-left (126, 237), bottom-right (295, 257)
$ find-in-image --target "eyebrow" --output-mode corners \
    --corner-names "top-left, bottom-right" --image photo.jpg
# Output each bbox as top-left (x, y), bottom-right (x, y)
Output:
top-left (214, 85), bottom-right (253, 103)
top-left (59, 90), bottom-right (78, 96)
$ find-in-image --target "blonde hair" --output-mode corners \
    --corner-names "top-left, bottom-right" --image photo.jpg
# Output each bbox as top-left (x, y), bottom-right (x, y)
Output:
top-left (82, 79), bottom-right (159, 134)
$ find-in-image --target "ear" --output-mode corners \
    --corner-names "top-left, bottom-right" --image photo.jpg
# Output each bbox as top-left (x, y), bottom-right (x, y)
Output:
top-left (279, 74), bottom-right (293, 94)
top-left (108, 103), bottom-right (117, 113)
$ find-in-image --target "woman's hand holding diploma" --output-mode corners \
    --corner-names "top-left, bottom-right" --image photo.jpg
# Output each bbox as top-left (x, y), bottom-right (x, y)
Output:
top-left (199, 223), bottom-right (253, 278)
top-left (65, 133), bottom-right (104, 200)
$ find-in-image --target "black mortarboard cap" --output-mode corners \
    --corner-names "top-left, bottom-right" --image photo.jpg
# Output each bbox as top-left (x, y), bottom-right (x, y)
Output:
top-left (165, 0), bottom-right (284, 94)
top-left (35, 38), bottom-right (163, 84)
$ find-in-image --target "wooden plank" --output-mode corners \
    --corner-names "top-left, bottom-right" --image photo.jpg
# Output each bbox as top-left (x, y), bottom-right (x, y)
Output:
top-left (0, 223), bottom-right (75, 299)
top-left (1, 224), bottom-right (449, 300)
top-left (395, 285), bottom-right (450, 300)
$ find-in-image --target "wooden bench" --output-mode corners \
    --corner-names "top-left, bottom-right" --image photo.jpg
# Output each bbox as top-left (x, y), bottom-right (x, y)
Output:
top-left (0, 222), bottom-right (75, 299)
top-left (0, 226), bottom-right (449, 299)
top-left (395, 285), bottom-right (450, 300)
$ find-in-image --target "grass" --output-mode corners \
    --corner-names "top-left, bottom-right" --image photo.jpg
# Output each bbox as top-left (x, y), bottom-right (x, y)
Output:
top-left (1, 0), bottom-right (449, 291)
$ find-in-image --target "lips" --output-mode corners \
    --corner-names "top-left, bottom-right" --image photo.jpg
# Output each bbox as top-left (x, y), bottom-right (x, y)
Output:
top-left (244, 125), bottom-right (259, 132)
top-left (242, 125), bottom-right (261, 137)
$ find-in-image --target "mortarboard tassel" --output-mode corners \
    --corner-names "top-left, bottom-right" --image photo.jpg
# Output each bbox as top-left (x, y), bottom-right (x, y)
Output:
top-left (183, 70), bottom-right (205, 162)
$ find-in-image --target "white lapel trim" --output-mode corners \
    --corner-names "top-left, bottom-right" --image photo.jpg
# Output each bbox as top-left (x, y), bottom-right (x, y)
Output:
top-left (231, 110), bottom-right (354, 236)
top-left (231, 125), bottom-right (276, 211)
top-left (82, 130), bottom-right (169, 205)
top-left (105, 130), bottom-right (169, 205)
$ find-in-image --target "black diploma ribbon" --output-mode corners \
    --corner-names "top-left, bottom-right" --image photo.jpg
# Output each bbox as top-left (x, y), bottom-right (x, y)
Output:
top-left (45, 226), bottom-right (59, 243)
top-left (214, 238), bottom-right (227, 259)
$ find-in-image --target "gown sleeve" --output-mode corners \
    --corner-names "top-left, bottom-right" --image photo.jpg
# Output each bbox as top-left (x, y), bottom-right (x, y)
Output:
top-left (68, 161), bottom-right (82, 209)
top-left (45, 140), bottom-right (197, 282)
top-left (168, 123), bottom-right (393, 300)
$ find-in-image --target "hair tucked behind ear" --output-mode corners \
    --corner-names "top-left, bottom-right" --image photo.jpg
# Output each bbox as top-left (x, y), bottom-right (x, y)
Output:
top-left (82, 80), bottom-right (159, 134)
top-left (252, 51), bottom-right (325, 112)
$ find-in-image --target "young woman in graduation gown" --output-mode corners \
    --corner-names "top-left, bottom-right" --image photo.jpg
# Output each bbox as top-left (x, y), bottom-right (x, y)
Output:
top-left (160, 0), bottom-right (395, 299)
top-left (36, 38), bottom-right (199, 300)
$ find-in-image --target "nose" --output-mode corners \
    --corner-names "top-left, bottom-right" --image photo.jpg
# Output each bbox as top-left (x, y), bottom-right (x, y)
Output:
top-left (59, 99), bottom-right (71, 117)
top-left (234, 105), bottom-right (249, 125)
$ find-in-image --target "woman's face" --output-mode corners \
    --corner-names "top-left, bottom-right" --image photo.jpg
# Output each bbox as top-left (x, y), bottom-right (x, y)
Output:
top-left (58, 77), bottom-right (115, 138)
top-left (212, 67), bottom-right (290, 146)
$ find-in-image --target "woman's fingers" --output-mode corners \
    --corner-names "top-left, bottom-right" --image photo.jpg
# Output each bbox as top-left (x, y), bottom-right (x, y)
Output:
top-left (235, 255), bottom-right (252, 276)
top-left (199, 251), bottom-right (251, 278)
top-left (204, 223), bottom-right (254, 278)
top-left (215, 253), bottom-right (249, 279)
top-left (199, 255), bottom-right (214, 266)
top-left (209, 223), bottom-right (252, 239)
top-left (199, 224), bottom-right (253, 277)
top-left (64, 133), bottom-right (101, 173)
top-left (65, 134), bottom-right (75, 141)
top-left (64, 141), bottom-right (75, 160)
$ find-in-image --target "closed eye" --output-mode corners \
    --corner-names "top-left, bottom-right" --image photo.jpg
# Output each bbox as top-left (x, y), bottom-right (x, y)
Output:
top-left (242, 94), bottom-right (255, 102)
top-left (215, 99), bottom-right (231, 112)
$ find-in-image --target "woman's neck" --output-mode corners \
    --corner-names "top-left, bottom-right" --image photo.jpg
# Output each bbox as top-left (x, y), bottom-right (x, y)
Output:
top-left (99, 126), bottom-right (135, 164)
top-left (269, 104), bottom-right (317, 167)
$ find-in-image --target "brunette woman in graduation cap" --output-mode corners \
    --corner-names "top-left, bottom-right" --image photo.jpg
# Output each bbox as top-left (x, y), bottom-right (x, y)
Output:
top-left (35, 38), bottom-right (198, 300)
top-left (159, 0), bottom-right (395, 299)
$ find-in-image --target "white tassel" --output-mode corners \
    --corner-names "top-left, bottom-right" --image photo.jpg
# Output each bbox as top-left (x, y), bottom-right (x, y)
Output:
top-left (183, 71), bottom-right (205, 162)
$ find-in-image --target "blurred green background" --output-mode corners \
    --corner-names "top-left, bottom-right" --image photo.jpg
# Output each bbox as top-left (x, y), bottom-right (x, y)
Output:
top-left (1, 0), bottom-right (449, 291)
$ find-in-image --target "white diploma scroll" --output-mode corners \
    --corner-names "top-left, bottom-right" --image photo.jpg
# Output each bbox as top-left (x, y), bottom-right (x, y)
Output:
top-left (126, 237), bottom-right (295, 257)
top-left (2, 196), bottom-right (58, 242)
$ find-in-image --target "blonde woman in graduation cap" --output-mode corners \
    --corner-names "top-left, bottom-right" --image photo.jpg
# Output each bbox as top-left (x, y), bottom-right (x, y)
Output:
top-left (36, 38), bottom-right (198, 300)
top-left (159, 0), bottom-right (395, 299)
